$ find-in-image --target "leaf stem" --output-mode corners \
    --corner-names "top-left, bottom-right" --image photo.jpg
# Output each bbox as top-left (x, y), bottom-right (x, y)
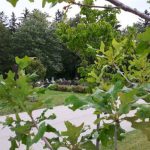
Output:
top-left (29, 114), bottom-right (53, 150)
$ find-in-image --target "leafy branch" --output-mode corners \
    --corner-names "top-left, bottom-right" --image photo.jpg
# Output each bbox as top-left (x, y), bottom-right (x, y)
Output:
top-left (113, 64), bottom-right (136, 86)
top-left (72, 0), bottom-right (150, 21)
top-left (29, 114), bottom-right (53, 150)
top-left (71, 1), bottom-right (118, 9)
top-left (6, 0), bottom-right (150, 21)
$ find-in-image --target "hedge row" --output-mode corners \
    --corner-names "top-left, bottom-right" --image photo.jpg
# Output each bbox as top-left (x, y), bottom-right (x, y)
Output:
top-left (48, 84), bottom-right (89, 93)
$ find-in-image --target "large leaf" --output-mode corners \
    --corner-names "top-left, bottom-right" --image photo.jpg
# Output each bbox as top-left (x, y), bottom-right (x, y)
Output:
top-left (12, 124), bottom-right (31, 134)
top-left (15, 56), bottom-right (31, 69)
top-left (46, 124), bottom-right (58, 134)
top-left (136, 41), bottom-right (150, 54)
top-left (108, 81), bottom-right (123, 99)
top-left (61, 121), bottom-right (84, 145)
top-left (65, 95), bottom-right (87, 111)
top-left (31, 122), bottom-right (46, 144)
top-left (138, 27), bottom-right (150, 41)
top-left (119, 89), bottom-right (137, 105)
top-left (7, 0), bottom-right (19, 7)
top-left (7, 0), bottom-right (34, 6)
top-left (80, 141), bottom-right (96, 150)
top-left (136, 104), bottom-right (150, 119)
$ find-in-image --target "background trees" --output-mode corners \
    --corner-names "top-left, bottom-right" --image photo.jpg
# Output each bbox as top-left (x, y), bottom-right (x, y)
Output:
top-left (0, 15), bottom-right (12, 75)
top-left (56, 6), bottom-right (121, 79)
top-left (11, 9), bottom-right (64, 77)
top-left (1, 0), bottom-right (150, 80)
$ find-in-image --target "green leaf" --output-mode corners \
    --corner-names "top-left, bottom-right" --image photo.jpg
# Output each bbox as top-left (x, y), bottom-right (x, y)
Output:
top-left (99, 41), bottom-right (105, 53)
top-left (15, 56), bottom-right (31, 69)
top-left (80, 141), bottom-right (96, 150)
top-left (138, 27), bottom-right (150, 41)
top-left (119, 104), bottom-right (131, 114)
top-left (42, 0), bottom-right (47, 7)
top-left (109, 81), bottom-right (123, 99)
top-left (65, 95), bottom-right (87, 111)
top-left (48, 113), bottom-right (56, 120)
top-left (61, 121), bottom-right (84, 145)
top-left (13, 124), bottom-right (31, 134)
top-left (31, 122), bottom-right (46, 144)
top-left (83, 0), bottom-right (94, 5)
top-left (27, 101), bottom-right (43, 114)
top-left (46, 124), bottom-right (58, 134)
top-left (119, 88), bottom-right (137, 105)
top-left (94, 117), bottom-right (105, 124)
top-left (136, 41), bottom-right (150, 54)
top-left (7, 0), bottom-right (19, 7)
top-left (136, 104), bottom-right (150, 119)
top-left (10, 138), bottom-right (18, 150)
top-left (5, 117), bottom-right (14, 126)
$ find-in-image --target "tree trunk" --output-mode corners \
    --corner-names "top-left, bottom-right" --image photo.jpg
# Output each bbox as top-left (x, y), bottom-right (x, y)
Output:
top-left (114, 122), bottom-right (118, 150)
top-left (96, 114), bottom-right (100, 150)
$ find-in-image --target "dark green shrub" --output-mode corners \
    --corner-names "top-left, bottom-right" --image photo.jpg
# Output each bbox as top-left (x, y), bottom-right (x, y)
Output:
top-left (48, 84), bottom-right (58, 90)
top-left (72, 85), bottom-right (88, 93)
top-left (26, 58), bottom-right (46, 82)
top-left (48, 84), bottom-right (88, 93)
top-left (57, 85), bottom-right (72, 92)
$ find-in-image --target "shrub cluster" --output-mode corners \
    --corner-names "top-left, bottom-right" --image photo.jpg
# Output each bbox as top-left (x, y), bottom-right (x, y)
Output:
top-left (48, 84), bottom-right (89, 93)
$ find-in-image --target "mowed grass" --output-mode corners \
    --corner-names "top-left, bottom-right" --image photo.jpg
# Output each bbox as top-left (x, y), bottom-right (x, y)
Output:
top-left (102, 130), bottom-right (150, 150)
top-left (39, 90), bottom-right (85, 106)
top-left (0, 90), bottom-right (85, 115)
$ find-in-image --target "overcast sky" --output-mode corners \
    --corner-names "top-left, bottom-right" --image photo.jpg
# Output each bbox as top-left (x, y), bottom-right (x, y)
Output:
top-left (0, 0), bottom-right (150, 27)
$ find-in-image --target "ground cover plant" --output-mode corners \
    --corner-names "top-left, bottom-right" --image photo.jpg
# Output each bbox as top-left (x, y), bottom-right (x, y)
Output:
top-left (0, 0), bottom-right (150, 150)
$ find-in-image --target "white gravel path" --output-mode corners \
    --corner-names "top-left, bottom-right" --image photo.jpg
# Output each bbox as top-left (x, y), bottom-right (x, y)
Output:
top-left (0, 105), bottom-right (135, 150)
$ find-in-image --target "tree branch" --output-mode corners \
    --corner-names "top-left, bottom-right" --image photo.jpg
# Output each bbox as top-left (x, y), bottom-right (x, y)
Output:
top-left (71, 2), bottom-right (118, 9)
top-left (114, 64), bottom-right (136, 86)
top-left (30, 114), bottom-right (53, 150)
top-left (106, 0), bottom-right (150, 21)
top-left (70, 0), bottom-right (150, 21)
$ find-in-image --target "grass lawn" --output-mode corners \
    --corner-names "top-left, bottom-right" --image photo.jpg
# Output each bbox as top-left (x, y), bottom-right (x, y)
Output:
top-left (0, 90), bottom-right (85, 116)
top-left (38, 90), bottom-right (85, 106)
top-left (102, 130), bottom-right (150, 150)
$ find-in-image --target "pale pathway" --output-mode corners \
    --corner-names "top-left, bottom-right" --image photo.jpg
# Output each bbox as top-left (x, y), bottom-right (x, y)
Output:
top-left (0, 105), bottom-right (134, 150)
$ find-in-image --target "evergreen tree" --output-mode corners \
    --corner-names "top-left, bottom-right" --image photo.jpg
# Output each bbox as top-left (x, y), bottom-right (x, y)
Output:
top-left (12, 9), bottom-right (63, 78)
top-left (20, 8), bottom-right (30, 23)
top-left (9, 12), bottom-right (18, 33)
top-left (0, 11), bottom-right (8, 26)
top-left (0, 22), bottom-right (12, 75)
top-left (54, 10), bottom-right (63, 22)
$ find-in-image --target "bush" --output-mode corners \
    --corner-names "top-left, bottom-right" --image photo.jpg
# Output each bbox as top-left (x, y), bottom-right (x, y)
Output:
top-left (57, 85), bottom-right (72, 92)
top-left (26, 58), bottom-right (46, 82)
top-left (72, 85), bottom-right (88, 93)
top-left (48, 84), bottom-right (88, 93)
top-left (48, 84), bottom-right (58, 90)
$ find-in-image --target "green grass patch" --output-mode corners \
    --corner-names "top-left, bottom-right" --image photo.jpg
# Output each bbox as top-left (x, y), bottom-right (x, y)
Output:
top-left (102, 130), bottom-right (150, 150)
top-left (39, 90), bottom-right (85, 106)
top-left (0, 90), bottom-right (85, 116)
